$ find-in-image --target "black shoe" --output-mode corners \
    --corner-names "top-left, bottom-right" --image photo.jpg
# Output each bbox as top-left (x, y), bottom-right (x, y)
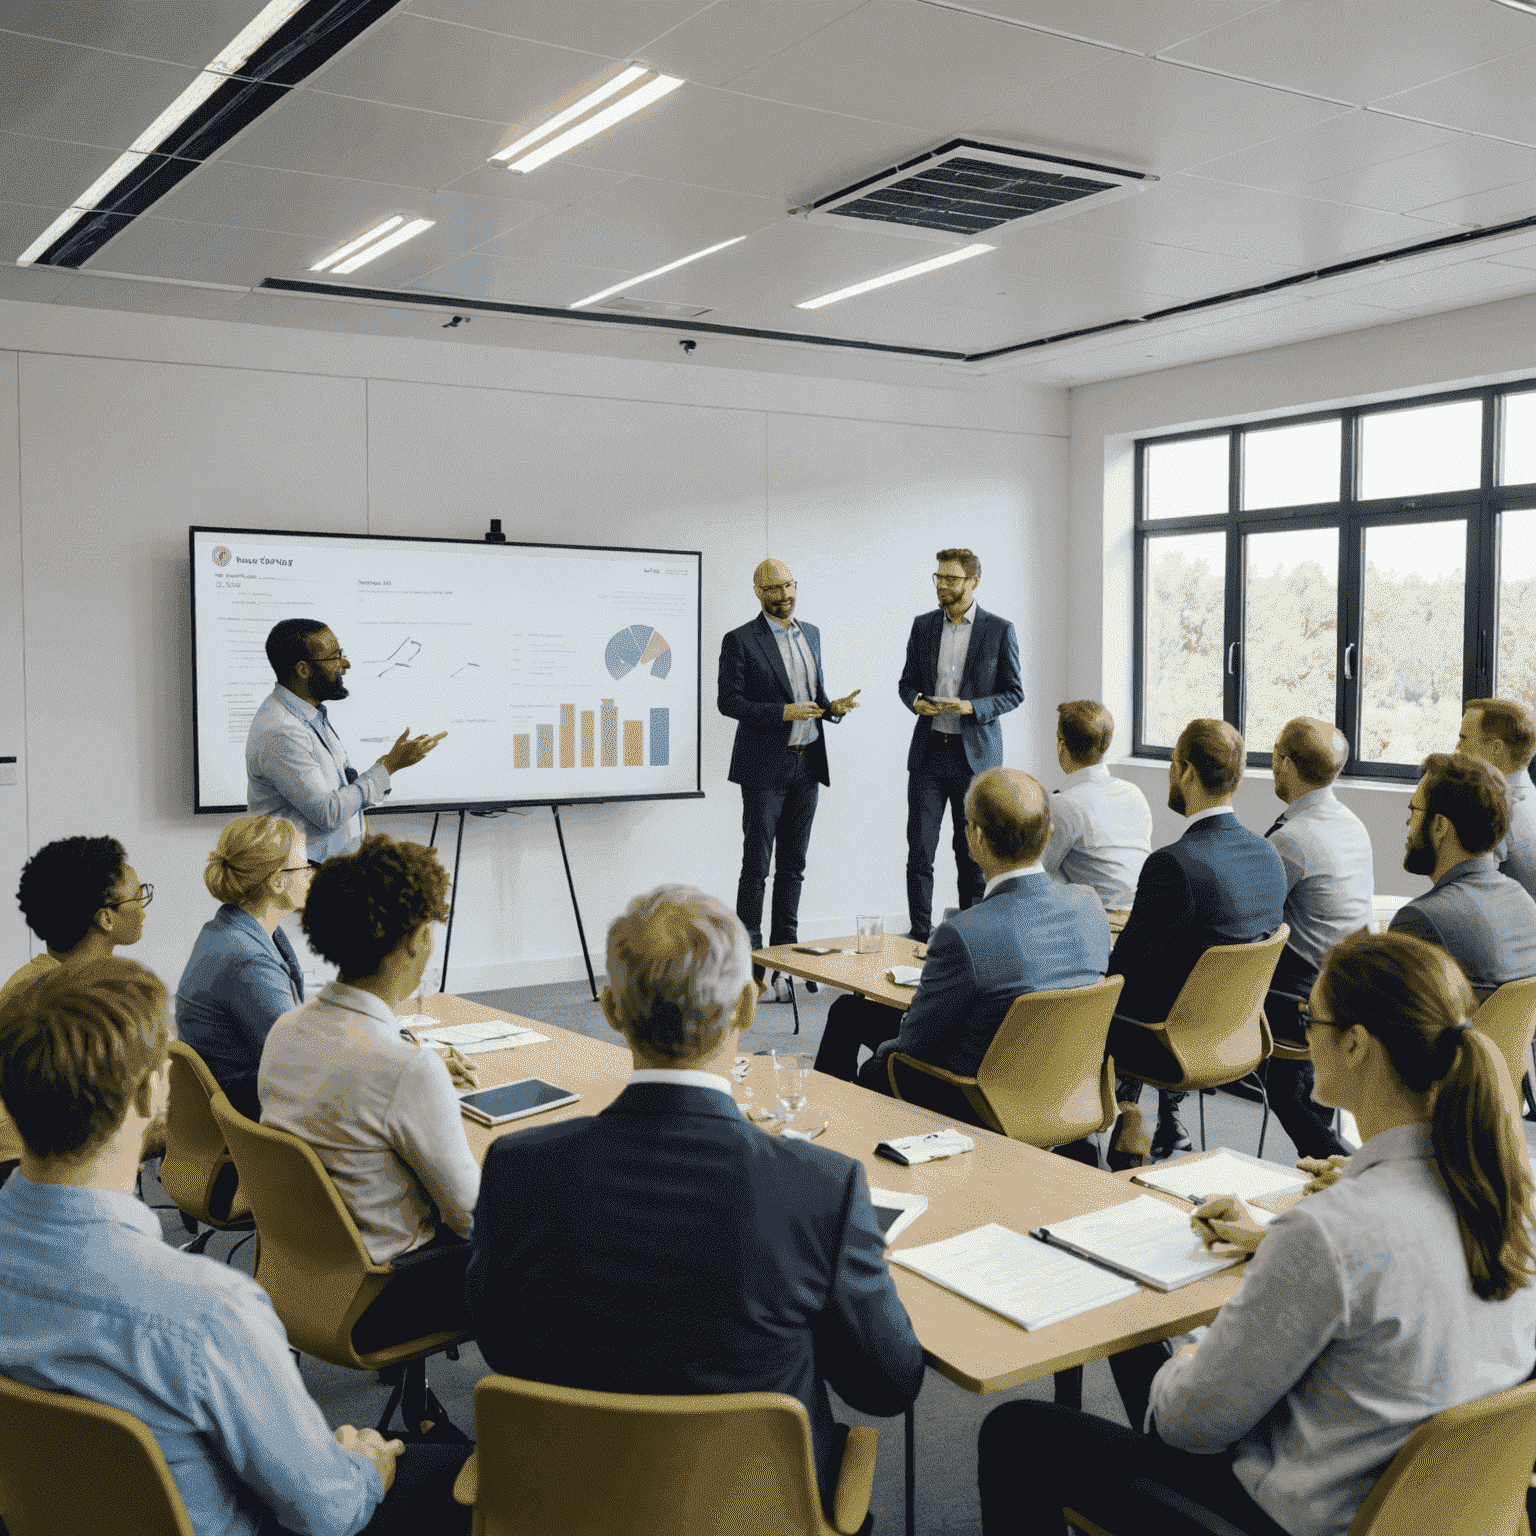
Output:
top-left (1151, 1111), bottom-right (1192, 1160)
top-left (805, 979), bottom-right (819, 993)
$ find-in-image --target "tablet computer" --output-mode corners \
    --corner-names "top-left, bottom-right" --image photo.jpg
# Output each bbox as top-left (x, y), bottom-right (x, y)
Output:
top-left (458, 1078), bottom-right (579, 1127)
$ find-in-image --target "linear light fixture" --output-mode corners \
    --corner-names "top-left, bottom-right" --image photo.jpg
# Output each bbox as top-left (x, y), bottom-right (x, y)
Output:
top-left (490, 66), bottom-right (684, 174)
top-left (15, 0), bottom-right (310, 265)
top-left (795, 244), bottom-right (995, 310)
top-left (310, 215), bottom-right (405, 273)
top-left (569, 236), bottom-right (747, 310)
top-left (324, 217), bottom-right (434, 276)
top-left (1489, 0), bottom-right (1536, 13)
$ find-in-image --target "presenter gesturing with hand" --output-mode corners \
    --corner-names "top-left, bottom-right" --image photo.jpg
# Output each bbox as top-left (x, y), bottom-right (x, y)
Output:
top-left (247, 618), bottom-right (447, 863)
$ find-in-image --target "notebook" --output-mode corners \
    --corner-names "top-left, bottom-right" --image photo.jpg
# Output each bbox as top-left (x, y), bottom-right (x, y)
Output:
top-left (886, 966), bottom-right (924, 987)
top-left (1133, 1147), bottom-right (1307, 1207)
top-left (405, 1017), bottom-right (550, 1054)
top-left (1033, 1195), bottom-right (1247, 1292)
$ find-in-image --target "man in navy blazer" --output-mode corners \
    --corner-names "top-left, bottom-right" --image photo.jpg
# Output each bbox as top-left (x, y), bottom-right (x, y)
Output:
top-left (899, 549), bottom-right (1023, 941)
top-left (718, 558), bottom-right (861, 978)
top-left (815, 769), bottom-right (1110, 1101)
top-left (1108, 720), bottom-right (1287, 1158)
top-left (466, 886), bottom-right (924, 1517)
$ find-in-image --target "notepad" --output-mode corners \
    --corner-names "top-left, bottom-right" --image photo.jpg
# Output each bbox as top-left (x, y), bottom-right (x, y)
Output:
top-left (875, 1129), bottom-right (974, 1165)
top-left (868, 1188), bottom-right (929, 1245)
top-left (890, 1223), bottom-right (1140, 1331)
top-left (1033, 1195), bottom-right (1246, 1292)
top-left (1133, 1147), bottom-right (1307, 1207)
top-left (886, 965), bottom-right (924, 987)
top-left (408, 1018), bottom-right (550, 1054)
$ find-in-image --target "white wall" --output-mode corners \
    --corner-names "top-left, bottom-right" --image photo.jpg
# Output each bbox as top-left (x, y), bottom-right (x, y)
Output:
top-left (1063, 289), bottom-right (1536, 898)
top-left (0, 299), bottom-right (1067, 992)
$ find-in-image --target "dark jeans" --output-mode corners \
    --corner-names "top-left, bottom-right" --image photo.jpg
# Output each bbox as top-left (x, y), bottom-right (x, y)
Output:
top-left (1108, 1016), bottom-right (1188, 1128)
top-left (736, 752), bottom-right (820, 951)
top-left (271, 1442), bottom-right (472, 1535)
top-left (1260, 989), bottom-right (1349, 1160)
top-left (906, 733), bottom-right (983, 941)
top-left (351, 1234), bottom-right (472, 1356)
top-left (815, 995), bottom-right (902, 1081)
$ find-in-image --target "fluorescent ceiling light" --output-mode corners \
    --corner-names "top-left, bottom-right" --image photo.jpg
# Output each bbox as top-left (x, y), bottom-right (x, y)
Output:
top-left (490, 65), bottom-right (648, 162)
top-left (1489, 0), bottom-right (1536, 13)
top-left (493, 70), bottom-right (684, 174)
top-left (331, 218), bottom-right (435, 276)
top-left (570, 236), bottom-right (747, 309)
top-left (795, 244), bottom-right (996, 310)
top-left (15, 0), bottom-right (311, 265)
top-left (311, 215), bottom-right (405, 273)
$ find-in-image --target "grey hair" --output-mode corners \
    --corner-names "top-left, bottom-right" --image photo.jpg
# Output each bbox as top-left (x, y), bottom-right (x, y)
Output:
top-left (605, 885), bottom-right (752, 1060)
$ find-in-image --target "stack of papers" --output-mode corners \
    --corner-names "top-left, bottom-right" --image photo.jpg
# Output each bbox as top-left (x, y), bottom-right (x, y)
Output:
top-left (407, 1018), bottom-right (550, 1055)
top-left (1034, 1195), bottom-right (1246, 1292)
top-left (886, 966), bottom-right (924, 987)
top-left (890, 1223), bottom-right (1140, 1331)
top-left (875, 1129), bottom-right (974, 1165)
top-left (1133, 1148), bottom-right (1307, 1207)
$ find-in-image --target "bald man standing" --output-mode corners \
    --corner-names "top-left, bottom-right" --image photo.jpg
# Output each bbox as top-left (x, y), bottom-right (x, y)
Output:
top-left (718, 559), bottom-right (861, 984)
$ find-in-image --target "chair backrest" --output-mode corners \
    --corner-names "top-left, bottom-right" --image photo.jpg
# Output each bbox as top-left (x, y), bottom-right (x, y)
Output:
top-left (0, 1373), bottom-right (195, 1536)
top-left (210, 1091), bottom-right (386, 1367)
top-left (974, 976), bottom-right (1125, 1146)
top-left (1347, 1377), bottom-right (1536, 1536)
top-left (161, 1042), bottom-right (242, 1225)
top-left (1473, 977), bottom-right (1536, 1093)
top-left (1158, 924), bottom-right (1290, 1088)
top-left (469, 1376), bottom-right (835, 1536)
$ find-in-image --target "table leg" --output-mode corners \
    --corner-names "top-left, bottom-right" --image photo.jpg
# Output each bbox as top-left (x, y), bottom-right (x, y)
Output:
top-left (905, 1398), bottom-right (916, 1536)
top-left (1054, 1367), bottom-right (1083, 1409)
top-left (789, 976), bottom-right (800, 1035)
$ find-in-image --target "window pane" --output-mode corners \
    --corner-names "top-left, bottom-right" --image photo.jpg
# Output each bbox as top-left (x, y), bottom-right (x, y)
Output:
top-left (1496, 508), bottom-right (1536, 713)
top-left (1242, 419), bottom-right (1341, 510)
top-left (1143, 532), bottom-right (1226, 748)
top-left (1501, 392), bottom-right (1536, 486)
top-left (1145, 435), bottom-right (1227, 520)
top-left (1358, 398), bottom-right (1481, 500)
top-left (1359, 520), bottom-right (1466, 767)
top-left (1243, 527), bottom-right (1339, 755)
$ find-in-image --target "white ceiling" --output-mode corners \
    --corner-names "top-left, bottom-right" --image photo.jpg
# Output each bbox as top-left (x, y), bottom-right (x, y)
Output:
top-left (1, 0), bottom-right (1535, 387)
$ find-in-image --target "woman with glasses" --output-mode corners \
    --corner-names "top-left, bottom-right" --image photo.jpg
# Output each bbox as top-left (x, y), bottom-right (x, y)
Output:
top-left (978, 929), bottom-right (1536, 1536)
top-left (175, 815), bottom-right (312, 1119)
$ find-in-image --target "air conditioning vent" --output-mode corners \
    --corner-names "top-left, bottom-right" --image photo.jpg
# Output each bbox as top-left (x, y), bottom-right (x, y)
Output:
top-left (801, 140), bottom-right (1154, 243)
top-left (595, 296), bottom-right (713, 318)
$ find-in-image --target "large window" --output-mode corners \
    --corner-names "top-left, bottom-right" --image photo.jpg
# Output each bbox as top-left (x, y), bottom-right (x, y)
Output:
top-left (1134, 381), bottom-right (1536, 779)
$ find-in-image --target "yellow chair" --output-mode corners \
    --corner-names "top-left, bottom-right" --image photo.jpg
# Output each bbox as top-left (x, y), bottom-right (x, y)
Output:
top-left (1112, 925), bottom-right (1289, 1157)
top-left (451, 1375), bottom-right (879, 1536)
top-left (1473, 977), bottom-right (1536, 1103)
top-left (210, 1091), bottom-right (472, 1439)
top-left (886, 976), bottom-right (1125, 1147)
top-left (160, 1042), bottom-right (256, 1256)
top-left (0, 1373), bottom-right (194, 1536)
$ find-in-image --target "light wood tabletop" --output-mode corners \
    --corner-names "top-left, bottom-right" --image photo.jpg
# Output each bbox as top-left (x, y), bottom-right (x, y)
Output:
top-left (401, 992), bottom-right (1249, 1397)
top-left (752, 933), bottom-right (928, 1012)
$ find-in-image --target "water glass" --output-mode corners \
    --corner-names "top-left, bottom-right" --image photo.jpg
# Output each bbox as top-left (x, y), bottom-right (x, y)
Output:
top-left (773, 1052), bottom-right (814, 1128)
top-left (856, 914), bottom-right (883, 954)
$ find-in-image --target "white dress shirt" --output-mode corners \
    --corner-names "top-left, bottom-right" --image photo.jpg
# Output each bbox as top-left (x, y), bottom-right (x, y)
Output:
top-left (983, 864), bottom-right (1044, 897)
top-left (765, 614), bottom-right (820, 749)
top-left (627, 1067), bottom-right (737, 1099)
top-left (1267, 786), bottom-right (1374, 980)
top-left (258, 981), bottom-right (480, 1263)
top-left (1149, 1121), bottom-right (1536, 1536)
top-left (932, 603), bottom-right (974, 736)
top-left (1042, 764), bottom-right (1153, 911)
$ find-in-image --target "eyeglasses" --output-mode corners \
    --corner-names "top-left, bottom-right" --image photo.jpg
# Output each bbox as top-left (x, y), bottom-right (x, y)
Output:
top-left (1296, 999), bottom-right (1333, 1032)
top-left (279, 865), bottom-right (312, 875)
top-left (757, 581), bottom-right (796, 595)
top-left (1406, 799), bottom-right (1428, 825)
top-left (932, 573), bottom-right (970, 586)
top-left (310, 650), bottom-right (347, 666)
top-left (104, 883), bottom-right (154, 910)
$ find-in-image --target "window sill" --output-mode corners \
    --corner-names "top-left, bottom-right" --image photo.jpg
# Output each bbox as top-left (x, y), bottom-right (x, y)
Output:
top-left (1118, 758), bottom-right (1413, 794)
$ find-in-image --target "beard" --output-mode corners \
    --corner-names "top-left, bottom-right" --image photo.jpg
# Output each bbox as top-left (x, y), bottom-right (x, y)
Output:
top-left (1167, 782), bottom-right (1186, 816)
top-left (312, 672), bottom-right (349, 702)
top-left (1403, 827), bottom-right (1436, 876)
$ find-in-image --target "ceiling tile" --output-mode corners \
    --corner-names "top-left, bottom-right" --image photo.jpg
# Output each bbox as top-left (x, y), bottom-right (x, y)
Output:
top-left (1488, 244), bottom-right (1536, 273)
top-left (0, 258), bottom-right (72, 303)
top-left (407, 250), bottom-right (626, 307)
top-left (219, 89), bottom-right (511, 188)
top-left (306, 243), bottom-right (458, 287)
top-left (722, 0), bottom-right (1106, 133)
top-left (1160, 0), bottom-right (1536, 104)
top-left (441, 159), bottom-right (632, 204)
top-left (0, 196), bottom-right (76, 264)
top-left (642, 1), bottom-right (869, 90)
top-left (0, 130), bottom-right (130, 211)
top-left (1304, 136), bottom-right (1536, 216)
top-left (1413, 179), bottom-right (1536, 229)
top-left (0, 32), bottom-right (203, 149)
top-left (401, 0), bottom-right (708, 55)
top-left (1344, 256), bottom-right (1536, 312)
top-left (1, 1), bottom-right (282, 69)
top-left (929, 1), bottom-right (1277, 55)
top-left (49, 273), bottom-right (245, 318)
top-left (80, 216), bottom-right (326, 286)
top-left (972, 52), bottom-right (1351, 176)
top-left (1374, 45), bottom-right (1536, 145)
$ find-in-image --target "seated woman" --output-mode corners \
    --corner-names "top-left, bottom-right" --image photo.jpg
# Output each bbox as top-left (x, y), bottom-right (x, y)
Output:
top-left (175, 816), bottom-right (311, 1119)
top-left (978, 930), bottom-right (1536, 1536)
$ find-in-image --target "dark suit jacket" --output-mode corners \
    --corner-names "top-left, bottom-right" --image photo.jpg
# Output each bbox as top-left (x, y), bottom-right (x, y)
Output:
top-left (1109, 812), bottom-right (1287, 1024)
top-left (1390, 854), bottom-right (1536, 1001)
top-left (465, 1083), bottom-right (924, 1504)
top-left (718, 613), bottom-right (838, 788)
top-left (898, 605), bottom-right (1023, 775)
top-left (875, 873), bottom-right (1110, 1078)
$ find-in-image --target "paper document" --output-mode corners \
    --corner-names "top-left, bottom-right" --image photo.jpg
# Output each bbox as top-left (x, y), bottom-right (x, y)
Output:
top-left (890, 1223), bottom-right (1140, 1331)
top-left (868, 1188), bottom-right (929, 1245)
top-left (1133, 1148), bottom-right (1307, 1207)
top-left (875, 1129), bottom-right (974, 1165)
top-left (886, 966), bottom-right (924, 987)
top-left (1035, 1195), bottom-right (1245, 1292)
top-left (409, 1018), bottom-right (550, 1054)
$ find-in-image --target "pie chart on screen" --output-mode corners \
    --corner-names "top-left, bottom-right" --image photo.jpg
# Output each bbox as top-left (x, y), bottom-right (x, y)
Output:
top-left (605, 625), bottom-right (672, 680)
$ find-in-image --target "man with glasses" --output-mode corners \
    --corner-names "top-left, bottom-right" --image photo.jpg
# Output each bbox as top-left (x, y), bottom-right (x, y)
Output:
top-left (246, 618), bottom-right (446, 863)
top-left (719, 559), bottom-right (862, 992)
top-left (899, 548), bottom-right (1022, 942)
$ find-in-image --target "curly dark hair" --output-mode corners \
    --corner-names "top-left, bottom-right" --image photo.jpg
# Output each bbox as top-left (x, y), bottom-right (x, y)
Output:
top-left (1420, 752), bottom-right (1509, 855)
top-left (16, 836), bottom-right (128, 951)
top-left (265, 617), bottom-right (329, 684)
top-left (300, 834), bottom-right (450, 977)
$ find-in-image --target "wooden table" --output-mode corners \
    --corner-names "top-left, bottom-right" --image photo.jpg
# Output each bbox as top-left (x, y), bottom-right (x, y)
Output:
top-left (404, 992), bottom-right (1250, 1535)
top-left (753, 933), bottom-right (927, 1013)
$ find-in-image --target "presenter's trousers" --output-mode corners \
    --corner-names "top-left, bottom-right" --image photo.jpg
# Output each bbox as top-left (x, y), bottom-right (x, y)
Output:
top-left (737, 748), bottom-right (819, 952)
top-left (906, 732), bottom-right (984, 941)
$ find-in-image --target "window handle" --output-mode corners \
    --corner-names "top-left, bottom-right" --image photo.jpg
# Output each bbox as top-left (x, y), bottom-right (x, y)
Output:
top-left (1227, 641), bottom-right (1240, 676)
top-left (1344, 642), bottom-right (1357, 681)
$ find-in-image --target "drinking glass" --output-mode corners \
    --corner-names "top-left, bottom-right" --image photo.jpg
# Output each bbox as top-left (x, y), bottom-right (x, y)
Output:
top-left (773, 1052), bottom-right (814, 1128)
top-left (856, 914), bottom-right (883, 954)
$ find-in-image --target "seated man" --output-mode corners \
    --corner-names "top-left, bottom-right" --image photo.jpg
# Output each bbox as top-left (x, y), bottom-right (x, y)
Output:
top-left (815, 767), bottom-right (1110, 1095)
top-left (1262, 717), bottom-right (1373, 1159)
top-left (260, 833), bottom-right (480, 1346)
top-left (1108, 720), bottom-right (1286, 1160)
top-left (0, 957), bottom-right (470, 1535)
top-left (1042, 699), bottom-right (1152, 932)
top-left (467, 885), bottom-right (925, 1520)
top-left (1, 835), bottom-right (150, 1177)
top-left (1391, 751), bottom-right (1536, 998)
top-left (1458, 698), bottom-right (1536, 901)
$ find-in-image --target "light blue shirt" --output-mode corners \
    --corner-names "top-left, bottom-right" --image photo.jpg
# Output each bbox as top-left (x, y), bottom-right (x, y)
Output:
top-left (766, 615), bottom-right (820, 749)
top-left (1042, 764), bottom-right (1153, 911)
top-left (1150, 1121), bottom-right (1536, 1536)
top-left (245, 685), bottom-right (390, 862)
top-left (1267, 786), bottom-right (1375, 980)
top-left (932, 603), bottom-right (974, 735)
top-left (1496, 765), bottom-right (1536, 903)
top-left (0, 1175), bottom-right (381, 1536)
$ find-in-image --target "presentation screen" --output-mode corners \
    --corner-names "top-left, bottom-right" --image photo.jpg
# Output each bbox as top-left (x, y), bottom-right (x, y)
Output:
top-left (190, 526), bottom-right (702, 814)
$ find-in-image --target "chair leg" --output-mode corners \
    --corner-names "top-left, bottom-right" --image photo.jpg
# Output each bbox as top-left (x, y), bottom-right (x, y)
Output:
top-left (789, 976), bottom-right (800, 1036)
top-left (383, 1358), bottom-right (471, 1445)
top-left (1197, 1090), bottom-right (1206, 1151)
top-left (224, 1230), bottom-right (257, 1267)
top-left (179, 1225), bottom-right (216, 1255)
top-left (1255, 1073), bottom-right (1272, 1161)
top-left (178, 1210), bottom-right (200, 1236)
